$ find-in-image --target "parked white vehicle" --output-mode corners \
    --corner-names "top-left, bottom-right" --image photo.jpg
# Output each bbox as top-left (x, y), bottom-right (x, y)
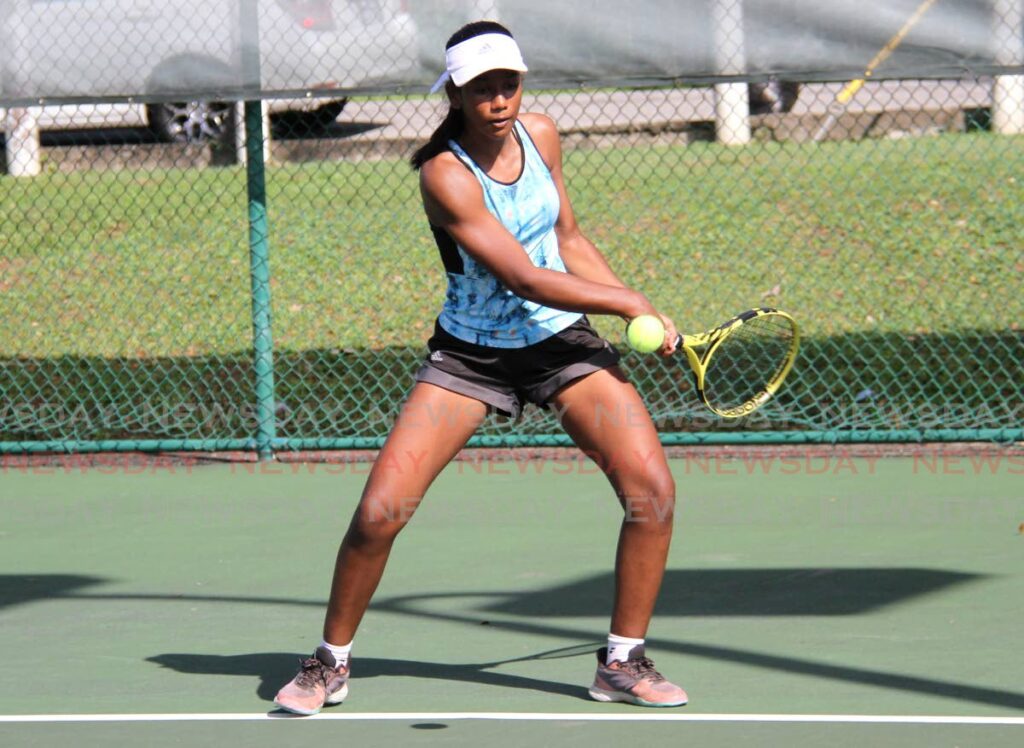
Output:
top-left (0, 0), bottom-right (418, 142)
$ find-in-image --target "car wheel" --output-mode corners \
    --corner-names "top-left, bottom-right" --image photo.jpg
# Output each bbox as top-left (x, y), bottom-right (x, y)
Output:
top-left (147, 100), bottom-right (235, 144)
top-left (749, 80), bottom-right (801, 115)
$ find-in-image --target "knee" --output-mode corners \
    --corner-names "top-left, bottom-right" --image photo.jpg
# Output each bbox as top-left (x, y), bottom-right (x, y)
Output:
top-left (347, 495), bottom-right (417, 547)
top-left (619, 471), bottom-right (676, 529)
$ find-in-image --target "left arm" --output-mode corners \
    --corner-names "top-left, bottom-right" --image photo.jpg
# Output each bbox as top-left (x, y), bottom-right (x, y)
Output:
top-left (522, 113), bottom-right (678, 353)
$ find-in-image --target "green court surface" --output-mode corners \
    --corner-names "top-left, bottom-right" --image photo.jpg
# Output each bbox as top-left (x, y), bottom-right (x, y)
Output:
top-left (2, 451), bottom-right (1023, 747)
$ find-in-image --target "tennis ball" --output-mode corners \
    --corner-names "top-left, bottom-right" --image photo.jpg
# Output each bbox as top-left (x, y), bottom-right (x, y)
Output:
top-left (626, 315), bottom-right (665, 353)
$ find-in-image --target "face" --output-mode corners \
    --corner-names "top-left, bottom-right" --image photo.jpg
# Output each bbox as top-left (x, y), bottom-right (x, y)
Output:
top-left (451, 69), bottom-right (523, 139)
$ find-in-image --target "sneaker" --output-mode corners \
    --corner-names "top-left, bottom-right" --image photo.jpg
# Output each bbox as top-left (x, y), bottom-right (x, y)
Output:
top-left (588, 645), bottom-right (688, 707)
top-left (273, 646), bottom-right (349, 715)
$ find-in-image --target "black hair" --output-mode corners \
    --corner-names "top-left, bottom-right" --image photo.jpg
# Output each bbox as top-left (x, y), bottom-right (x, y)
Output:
top-left (409, 21), bottom-right (516, 171)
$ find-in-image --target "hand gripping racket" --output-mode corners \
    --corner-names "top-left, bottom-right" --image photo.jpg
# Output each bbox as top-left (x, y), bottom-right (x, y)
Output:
top-left (674, 307), bottom-right (799, 418)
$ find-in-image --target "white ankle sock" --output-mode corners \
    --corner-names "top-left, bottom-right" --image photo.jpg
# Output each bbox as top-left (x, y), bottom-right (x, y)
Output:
top-left (606, 633), bottom-right (644, 664)
top-left (319, 639), bottom-right (353, 668)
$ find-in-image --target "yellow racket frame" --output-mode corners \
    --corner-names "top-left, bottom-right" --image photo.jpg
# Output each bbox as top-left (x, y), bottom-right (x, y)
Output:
top-left (677, 308), bottom-right (800, 418)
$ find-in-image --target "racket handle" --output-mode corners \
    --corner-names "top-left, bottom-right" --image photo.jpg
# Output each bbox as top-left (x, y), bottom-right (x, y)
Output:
top-left (673, 334), bottom-right (683, 348)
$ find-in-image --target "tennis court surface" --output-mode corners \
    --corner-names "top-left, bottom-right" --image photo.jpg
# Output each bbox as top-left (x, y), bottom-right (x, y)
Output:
top-left (2, 447), bottom-right (1022, 747)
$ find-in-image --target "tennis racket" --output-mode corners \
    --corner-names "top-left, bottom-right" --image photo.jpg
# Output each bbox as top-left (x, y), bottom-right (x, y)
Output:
top-left (674, 307), bottom-right (799, 418)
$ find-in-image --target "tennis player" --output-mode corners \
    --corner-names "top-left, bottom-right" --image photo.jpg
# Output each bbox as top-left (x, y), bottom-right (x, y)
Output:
top-left (274, 20), bottom-right (688, 713)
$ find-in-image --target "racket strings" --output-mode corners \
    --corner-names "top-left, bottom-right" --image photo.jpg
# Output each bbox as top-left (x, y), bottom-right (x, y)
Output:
top-left (703, 315), bottom-right (796, 412)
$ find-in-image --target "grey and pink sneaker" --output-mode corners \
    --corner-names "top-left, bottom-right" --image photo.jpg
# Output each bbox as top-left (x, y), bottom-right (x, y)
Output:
top-left (273, 646), bottom-right (349, 715)
top-left (588, 645), bottom-right (688, 707)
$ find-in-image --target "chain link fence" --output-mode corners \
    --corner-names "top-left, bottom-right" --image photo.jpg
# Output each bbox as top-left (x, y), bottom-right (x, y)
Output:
top-left (1, 1), bottom-right (1022, 454)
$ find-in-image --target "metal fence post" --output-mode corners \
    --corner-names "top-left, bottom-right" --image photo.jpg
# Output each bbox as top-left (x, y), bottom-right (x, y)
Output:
top-left (240, 0), bottom-right (276, 459)
top-left (244, 101), bottom-right (277, 460)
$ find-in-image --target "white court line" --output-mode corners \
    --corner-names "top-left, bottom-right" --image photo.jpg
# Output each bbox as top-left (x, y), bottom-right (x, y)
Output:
top-left (1, 713), bottom-right (1022, 725)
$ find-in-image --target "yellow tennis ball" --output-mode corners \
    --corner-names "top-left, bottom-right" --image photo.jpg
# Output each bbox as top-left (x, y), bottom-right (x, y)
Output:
top-left (626, 315), bottom-right (665, 353)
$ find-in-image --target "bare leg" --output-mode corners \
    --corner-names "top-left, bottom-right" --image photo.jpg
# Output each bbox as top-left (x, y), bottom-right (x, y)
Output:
top-left (322, 382), bottom-right (487, 644)
top-left (550, 367), bottom-right (675, 639)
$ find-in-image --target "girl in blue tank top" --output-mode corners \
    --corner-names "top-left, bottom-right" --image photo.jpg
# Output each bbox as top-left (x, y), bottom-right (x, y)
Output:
top-left (274, 20), bottom-right (690, 715)
top-left (436, 119), bottom-right (580, 347)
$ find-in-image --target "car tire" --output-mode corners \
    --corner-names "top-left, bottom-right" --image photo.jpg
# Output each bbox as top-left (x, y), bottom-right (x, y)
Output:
top-left (146, 55), bottom-right (239, 144)
top-left (749, 80), bottom-right (801, 115)
top-left (147, 100), bottom-right (235, 144)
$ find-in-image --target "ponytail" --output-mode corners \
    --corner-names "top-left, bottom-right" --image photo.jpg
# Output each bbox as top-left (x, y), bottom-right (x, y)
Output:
top-left (410, 102), bottom-right (463, 171)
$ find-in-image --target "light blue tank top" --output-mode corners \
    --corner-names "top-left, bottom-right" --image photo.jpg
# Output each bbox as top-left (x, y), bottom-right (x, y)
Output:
top-left (431, 120), bottom-right (582, 348)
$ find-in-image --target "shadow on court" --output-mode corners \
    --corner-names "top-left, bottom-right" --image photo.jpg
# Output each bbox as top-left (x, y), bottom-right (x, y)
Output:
top-left (0, 574), bottom-right (109, 611)
top-left (147, 651), bottom-right (592, 704)
top-left (5, 569), bottom-right (1023, 710)
top-left (0, 568), bottom-right (982, 616)
top-left (480, 568), bottom-right (984, 617)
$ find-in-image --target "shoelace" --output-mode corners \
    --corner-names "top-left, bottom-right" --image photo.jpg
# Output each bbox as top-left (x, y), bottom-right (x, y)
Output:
top-left (293, 657), bottom-right (329, 689)
top-left (619, 656), bottom-right (666, 683)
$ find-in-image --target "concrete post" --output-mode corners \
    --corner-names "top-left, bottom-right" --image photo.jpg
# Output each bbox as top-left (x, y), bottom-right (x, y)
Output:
top-left (711, 0), bottom-right (751, 145)
top-left (3, 107), bottom-right (42, 177)
top-left (992, 0), bottom-right (1024, 134)
top-left (234, 101), bottom-right (270, 166)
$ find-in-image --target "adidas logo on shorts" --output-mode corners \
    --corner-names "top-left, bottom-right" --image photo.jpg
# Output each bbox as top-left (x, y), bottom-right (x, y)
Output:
top-left (430, 351), bottom-right (444, 363)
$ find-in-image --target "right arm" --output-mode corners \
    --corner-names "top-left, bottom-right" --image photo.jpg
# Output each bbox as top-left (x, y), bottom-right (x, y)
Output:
top-left (419, 153), bottom-right (657, 320)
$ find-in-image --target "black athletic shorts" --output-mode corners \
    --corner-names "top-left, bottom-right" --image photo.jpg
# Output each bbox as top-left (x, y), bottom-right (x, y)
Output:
top-left (414, 316), bottom-right (621, 419)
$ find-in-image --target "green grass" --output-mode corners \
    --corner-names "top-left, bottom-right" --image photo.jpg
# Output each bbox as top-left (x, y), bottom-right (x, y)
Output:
top-left (1, 132), bottom-right (1022, 441)
top-left (1, 133), bottom-right (1020, 357)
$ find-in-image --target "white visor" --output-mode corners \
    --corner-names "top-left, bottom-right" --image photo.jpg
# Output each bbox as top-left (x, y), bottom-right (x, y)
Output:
top-left (429, 32), bottom-right (528, 93)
